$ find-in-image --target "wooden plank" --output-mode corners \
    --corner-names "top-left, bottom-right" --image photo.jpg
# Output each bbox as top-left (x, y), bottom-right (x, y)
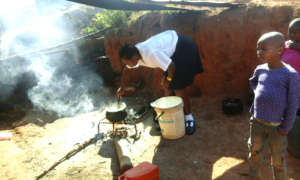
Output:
top-left (114, 137), bottom-right (133, 173)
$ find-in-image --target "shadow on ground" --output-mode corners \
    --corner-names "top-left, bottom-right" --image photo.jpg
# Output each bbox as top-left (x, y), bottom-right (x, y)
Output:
top-left (151, 96), bottom-right (300, 180)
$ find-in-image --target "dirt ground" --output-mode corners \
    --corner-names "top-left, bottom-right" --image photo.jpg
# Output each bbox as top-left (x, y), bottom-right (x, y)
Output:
top-left (1, 95), bottom-right (300, 180)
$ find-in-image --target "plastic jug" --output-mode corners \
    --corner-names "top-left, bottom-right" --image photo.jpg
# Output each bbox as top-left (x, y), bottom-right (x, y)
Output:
top-left (151, 96), bottom-right (185, 139)
top-left (118, 162), bottom-right (159, 180)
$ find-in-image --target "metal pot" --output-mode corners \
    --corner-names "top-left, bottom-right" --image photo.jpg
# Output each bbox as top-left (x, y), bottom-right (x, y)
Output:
top-left (222, 98), bottom-right (243, 115)
top-left (105, 102), bottom-right (127, 122)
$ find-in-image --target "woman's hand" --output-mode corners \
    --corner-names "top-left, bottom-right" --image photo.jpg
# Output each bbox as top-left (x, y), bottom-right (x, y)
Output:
top-left (116, 87), bottom-right (125, 98)
top-left (167, 62), bottom-right (175, 80)
top-left (161, 77), bottom-right (170, 90)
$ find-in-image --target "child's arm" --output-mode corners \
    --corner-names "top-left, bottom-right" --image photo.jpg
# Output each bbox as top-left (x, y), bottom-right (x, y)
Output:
top-left (249, 68), bottom-right (258, 114)
top-left (278, 72), bottom-right (300, 134)
top-left (289, 42), bottom-right (300, 52)
top-left (249, 68), bottom-right (258, 90)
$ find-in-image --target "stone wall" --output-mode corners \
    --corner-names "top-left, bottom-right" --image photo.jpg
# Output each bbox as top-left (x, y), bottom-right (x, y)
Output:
top-left (104, 5), bottom-right (299, 99)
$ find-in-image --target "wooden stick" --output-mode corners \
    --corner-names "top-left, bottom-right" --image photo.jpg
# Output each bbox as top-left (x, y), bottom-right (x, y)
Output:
top-left (36, 136), bottom-right (97, 180)
top-left (114, 137), bottom-right (133, 174)
top-left (0, 27), bottom-right (109, 62)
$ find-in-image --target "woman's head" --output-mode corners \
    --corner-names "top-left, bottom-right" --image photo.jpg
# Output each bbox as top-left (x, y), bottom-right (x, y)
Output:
top-left (257, 32), bottom-right (285, 63)
top-left (119, 43), bottom-right (140, 68)
top-left (288, 18), bottom-right (300, 42)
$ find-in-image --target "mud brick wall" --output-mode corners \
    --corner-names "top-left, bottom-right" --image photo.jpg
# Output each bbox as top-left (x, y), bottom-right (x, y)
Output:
top-left (104, 5), bottom-right (299, 99)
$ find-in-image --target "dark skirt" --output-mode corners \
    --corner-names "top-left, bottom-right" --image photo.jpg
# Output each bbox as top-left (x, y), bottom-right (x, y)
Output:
top-left (165, 34), bottom-right (203, 90)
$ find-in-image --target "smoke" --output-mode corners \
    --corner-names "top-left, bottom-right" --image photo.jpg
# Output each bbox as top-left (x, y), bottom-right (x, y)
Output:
top-left (0, 0), bottom-right (110, 117)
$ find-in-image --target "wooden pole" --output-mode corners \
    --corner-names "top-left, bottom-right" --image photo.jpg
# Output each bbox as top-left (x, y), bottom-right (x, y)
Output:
top-left (0, 28), bottom-right (109, 62)
top-left (36, 136), bottom-right (97, 180)
top-left (114, 137), bottom-right (133, 174)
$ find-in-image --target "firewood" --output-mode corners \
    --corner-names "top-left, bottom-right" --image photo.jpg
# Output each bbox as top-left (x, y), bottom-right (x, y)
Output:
top-left (36, 136), bottom-right (97, 180)
top-left (114, 137), bottom-right (133, 173)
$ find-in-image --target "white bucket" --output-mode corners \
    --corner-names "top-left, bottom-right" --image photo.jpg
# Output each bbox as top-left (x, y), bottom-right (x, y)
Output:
top-left (151, 96), bottom-right (185, 139)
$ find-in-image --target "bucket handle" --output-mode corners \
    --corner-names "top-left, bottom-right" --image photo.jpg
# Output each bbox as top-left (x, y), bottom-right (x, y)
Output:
top-left (155, 111), bottom-right (165, 122)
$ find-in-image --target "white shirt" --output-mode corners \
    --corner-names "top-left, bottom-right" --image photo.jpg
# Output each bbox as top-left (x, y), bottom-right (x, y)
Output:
top-left (135, 30), bottom-right (178, 71)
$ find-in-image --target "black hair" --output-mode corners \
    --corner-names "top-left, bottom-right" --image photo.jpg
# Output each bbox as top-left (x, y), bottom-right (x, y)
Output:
top-left (119, 43), bottom-right (139, 59)
top-left (258, 31), bottom-right (285, 48)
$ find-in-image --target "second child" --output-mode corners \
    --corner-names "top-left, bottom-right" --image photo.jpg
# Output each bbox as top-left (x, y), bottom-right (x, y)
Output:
top-left (282, 18), bottom-right (300, 75)
top-left (248, 32), bottom-right (300, 180)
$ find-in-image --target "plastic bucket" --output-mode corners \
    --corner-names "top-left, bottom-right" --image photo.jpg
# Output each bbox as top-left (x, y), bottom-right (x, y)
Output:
top-left (118, 162), bottom-right (159, 180)
top-left (150, 96), bottom-right (185, 139)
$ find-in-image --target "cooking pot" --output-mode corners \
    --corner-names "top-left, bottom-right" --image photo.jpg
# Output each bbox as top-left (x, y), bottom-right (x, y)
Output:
top-left (222, 98), bottom-right (243, 115)
top-left (105, 102), bottom-right (127, 122)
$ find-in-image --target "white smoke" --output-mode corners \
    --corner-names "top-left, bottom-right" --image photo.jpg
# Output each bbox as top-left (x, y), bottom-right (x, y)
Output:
top-left (28, 71), bottom-right (95, 116)
top-left (0, 0), bottom-right (75, 57)
top-left (0, 0), bottom-right (109, 117)
top-left (27, 53), bottom-right (106, 117)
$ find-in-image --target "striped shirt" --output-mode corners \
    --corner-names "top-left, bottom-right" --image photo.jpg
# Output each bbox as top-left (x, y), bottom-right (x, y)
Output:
top-left (249, 63), bottom-right (300, 133)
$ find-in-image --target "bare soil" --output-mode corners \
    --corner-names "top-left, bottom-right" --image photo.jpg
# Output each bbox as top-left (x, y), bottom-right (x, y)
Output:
top-left (1, 95), bottom-right (300, 180)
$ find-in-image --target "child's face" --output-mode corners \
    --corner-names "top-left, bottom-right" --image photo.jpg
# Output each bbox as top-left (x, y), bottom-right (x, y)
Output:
top-left (288, 24), bottom-right (300, 42)
top-left (257, 41), bottom-right (281, 63)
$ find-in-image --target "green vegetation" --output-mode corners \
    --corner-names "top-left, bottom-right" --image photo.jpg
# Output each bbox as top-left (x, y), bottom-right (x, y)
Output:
top-left (81, 10), bottom-right (148, 35)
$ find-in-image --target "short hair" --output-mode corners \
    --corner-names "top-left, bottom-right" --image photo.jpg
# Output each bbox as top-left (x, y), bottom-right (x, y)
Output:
top-left (257, 31), bottom-right (285, 48)
top-left (289, 18), bottom-right (300, 28)
top-left (119, 43), bottom-right (139, 59)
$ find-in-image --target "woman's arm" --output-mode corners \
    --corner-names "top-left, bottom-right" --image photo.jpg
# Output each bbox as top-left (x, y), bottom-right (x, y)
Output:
top-left (117, 67), bottom-right (131, 98)
top-left (120, 67), bottom-right (130, 89)
top-left (167, 62), bottom-right (175, 80)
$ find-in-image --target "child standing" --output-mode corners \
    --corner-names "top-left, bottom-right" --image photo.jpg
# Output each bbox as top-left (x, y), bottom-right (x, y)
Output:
top-left (282, 18), bottom-right (300, 75)
top-left (248, 32), bottom-right (300, 180)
